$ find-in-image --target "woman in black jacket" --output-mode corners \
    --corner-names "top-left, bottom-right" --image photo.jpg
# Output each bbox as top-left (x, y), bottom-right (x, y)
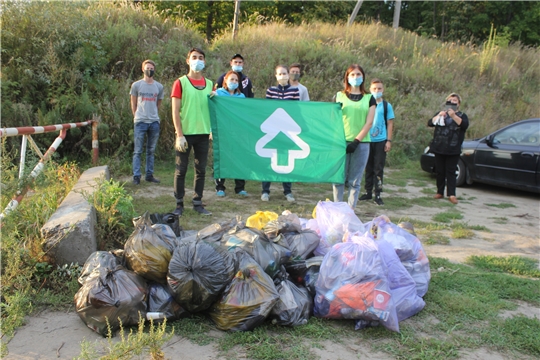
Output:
top-left (427, 93), bottom-right (469, 204)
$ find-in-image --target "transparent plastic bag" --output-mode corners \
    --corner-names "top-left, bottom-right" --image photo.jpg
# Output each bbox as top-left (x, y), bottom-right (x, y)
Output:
top-left (375, 239), bottom-right (425, 322)
top-left (314, 236), bottom-right (399, 332)
top-left (167, 238), bottom-right (236, 313)
top-left (74, 266), bottom-right (148, 336)
top-left (311, 201), bottom-right (365, 256)
top-left (371, 215), bottom-right (431, 297)
top-left (208, 249), bottom-right (279, 331)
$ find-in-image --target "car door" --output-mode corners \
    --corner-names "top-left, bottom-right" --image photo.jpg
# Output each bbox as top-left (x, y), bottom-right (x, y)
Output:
top-left (473, 121), bottom-right (540, 189)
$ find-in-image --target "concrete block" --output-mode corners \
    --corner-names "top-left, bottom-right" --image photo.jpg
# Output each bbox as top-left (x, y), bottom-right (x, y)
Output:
top-left (41, 166), bottom-right (109, 265)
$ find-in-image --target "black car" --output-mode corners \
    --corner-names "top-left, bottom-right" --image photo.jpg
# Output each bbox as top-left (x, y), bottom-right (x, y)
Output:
top-left (420, 118), bottom-right (540, 193)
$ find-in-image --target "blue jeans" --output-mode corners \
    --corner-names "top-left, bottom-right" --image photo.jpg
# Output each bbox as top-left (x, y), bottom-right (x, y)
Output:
top-left (333, 142), bottom-right (370, 209)
top-left (261, 182), bottom-right (292, 195)
top-left (133, 121), bottom-right (160, 178)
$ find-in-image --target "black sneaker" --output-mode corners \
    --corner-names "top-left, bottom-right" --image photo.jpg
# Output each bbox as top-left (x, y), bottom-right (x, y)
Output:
top-left (359, 193), bottom-right (372, 201)
top-left (374, 195), bottom-right (384, 206)
top-left (133, 176), bottom-right (140, 185)
top-left (173, 204), bottom-right (184, 217)
top-left (145, 175), bottom-right (160, 183)
top-left (193, 205), bottom-right (212, 216)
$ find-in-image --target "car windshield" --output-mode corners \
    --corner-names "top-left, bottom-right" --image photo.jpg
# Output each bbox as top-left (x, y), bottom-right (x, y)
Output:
top-left (493, 122), bottom-right (540, 146)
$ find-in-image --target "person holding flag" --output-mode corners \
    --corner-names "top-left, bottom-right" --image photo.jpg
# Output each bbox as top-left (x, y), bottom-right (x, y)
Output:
top-left (261, 65), bottom-right (300, 202)
top-left (333, 64), bottom-right (376, 209)
top-left (213, 71), bottom-right (249, 197)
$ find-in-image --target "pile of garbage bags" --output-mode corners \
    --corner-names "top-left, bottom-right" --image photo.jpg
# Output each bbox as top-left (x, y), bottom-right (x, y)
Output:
top-left (75, 203), bottom-right (431, 336)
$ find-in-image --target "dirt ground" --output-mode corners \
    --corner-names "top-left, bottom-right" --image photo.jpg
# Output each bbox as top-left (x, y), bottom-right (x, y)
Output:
top-left (4, 178), bottom-right (539, 360)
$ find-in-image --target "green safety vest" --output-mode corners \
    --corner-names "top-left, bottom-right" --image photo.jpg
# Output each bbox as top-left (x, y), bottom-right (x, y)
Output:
top-left (179, 76), bottom-right (213, 135)
top-left (336, 91), bottom-right (371, 142)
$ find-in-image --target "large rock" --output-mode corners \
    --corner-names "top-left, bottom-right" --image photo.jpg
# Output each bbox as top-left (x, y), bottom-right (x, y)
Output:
top-left (41, 166), bottom-right (109, 265)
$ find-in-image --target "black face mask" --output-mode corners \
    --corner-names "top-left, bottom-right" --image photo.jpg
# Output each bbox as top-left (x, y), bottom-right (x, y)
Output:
top-left (144, 69), bottom-right (155, 78)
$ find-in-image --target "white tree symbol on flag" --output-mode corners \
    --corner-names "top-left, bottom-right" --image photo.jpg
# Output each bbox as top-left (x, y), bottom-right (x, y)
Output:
top-left (255, 108), bottom-right (310, 174)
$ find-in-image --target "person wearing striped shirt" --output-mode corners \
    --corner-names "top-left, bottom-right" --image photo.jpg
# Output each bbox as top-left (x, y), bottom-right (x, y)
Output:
top-left (261, 65), bottom-right (299, 202)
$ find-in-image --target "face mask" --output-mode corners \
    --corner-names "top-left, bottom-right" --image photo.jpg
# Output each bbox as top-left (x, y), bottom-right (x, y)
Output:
top-left (290, 73), bottom-right (300, 81)
top-left (231, 65), bottom-right (243, 72)
top-left (276, 74), bottom-right (289, 85)
top-left (227, 82), bottom-right (239, 90)
top-left (348, 77), bottom-right (363, 87)
top-left (189, 59), bottom-right (205, 72)
top-left (144, 69), bottom-right (154, 78)
top-left (371, 91), bottom-right (383, 99)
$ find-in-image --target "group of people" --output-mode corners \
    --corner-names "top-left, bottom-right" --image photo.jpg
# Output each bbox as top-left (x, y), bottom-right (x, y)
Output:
top-left (130, 47), bottom-right (467, 217)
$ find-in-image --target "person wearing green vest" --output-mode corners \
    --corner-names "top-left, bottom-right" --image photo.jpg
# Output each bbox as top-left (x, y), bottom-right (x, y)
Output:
top-left (333, 64), bottom-right (376, 210)
top-left (171, 48), bottom-right (213, 216)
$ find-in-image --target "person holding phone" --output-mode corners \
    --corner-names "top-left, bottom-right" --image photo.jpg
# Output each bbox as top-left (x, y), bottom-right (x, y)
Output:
top-left (427, 93), bottom-right (469, 204)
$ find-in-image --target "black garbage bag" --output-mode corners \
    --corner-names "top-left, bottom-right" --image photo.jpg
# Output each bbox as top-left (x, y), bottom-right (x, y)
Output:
top-left (263, 212), bottom-right (302, 239)
top-left (74, 266), bottom-right (148, 336)
top-left (124, 212), bottom-right (176, 283)
top-left (269, 271), bottom-right (312, 326)
top-left (152, 224), bottom-right (178, 249)
top-left (147, 282), bottom-right (188, 322)
top-left (283, 230), bottom-right (320, 260)
top-left (133, 212), bottom-right (182, 237)
top-left (285, 256), bottom-right (323, 298)
top-left (78, 251), bottom-right (119, 285)
top-left (167, 239), bottom-right (236, 313)
top-left (208, 249), bottom-right (279, 331)
top-left (221, 227), bottom-right (291, 279)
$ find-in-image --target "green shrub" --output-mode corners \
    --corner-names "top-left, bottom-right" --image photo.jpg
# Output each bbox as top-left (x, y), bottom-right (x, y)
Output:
top-left (84, 177), bottom-right (136, 250)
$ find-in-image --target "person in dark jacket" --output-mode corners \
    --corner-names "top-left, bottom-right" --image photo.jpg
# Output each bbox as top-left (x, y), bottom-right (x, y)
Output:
top-left (427, 93), bottom-right (469, 204)
top-left (215, 54), bottom-right (254, 98)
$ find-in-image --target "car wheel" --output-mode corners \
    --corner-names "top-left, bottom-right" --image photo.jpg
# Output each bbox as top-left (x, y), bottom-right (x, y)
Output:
top-left (456, 159), bottom-right (466, 186)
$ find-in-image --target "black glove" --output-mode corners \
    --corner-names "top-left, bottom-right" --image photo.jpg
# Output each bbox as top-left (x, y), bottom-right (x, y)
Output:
top-left (346, 139), bottom-right (360, 154)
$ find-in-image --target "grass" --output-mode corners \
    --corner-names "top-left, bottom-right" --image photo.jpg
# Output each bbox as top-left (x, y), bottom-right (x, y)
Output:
top-left (490, 216), bottom-right (508, 224)
top-left (432, 211), bottom-right (464, 223)
top-left (465, 255), bottom-right (540, 278)
top-left (485, 203), bottom-right (517, 209)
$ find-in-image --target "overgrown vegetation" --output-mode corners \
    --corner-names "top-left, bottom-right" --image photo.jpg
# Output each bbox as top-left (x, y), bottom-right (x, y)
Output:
top-left (0, 144), bottom-right (81, 355)
top-left (2, 1), bottom-right (538, 170)
top-left (83, 177), bottom-right (136, 250)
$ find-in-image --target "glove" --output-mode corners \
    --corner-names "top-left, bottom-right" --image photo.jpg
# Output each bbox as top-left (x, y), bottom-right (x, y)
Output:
top-left (346, 139), bottom-right (360, 154)
top-left (175, 136), bottom-right (188, 152)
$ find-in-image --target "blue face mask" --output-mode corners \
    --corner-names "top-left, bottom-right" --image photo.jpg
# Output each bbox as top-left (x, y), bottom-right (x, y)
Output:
top-left (227, 82), bottom-right (239, 90)
top-left (348, 76), bottom-right (363, 87)
top-left (371, 91), bottom-right (383, 99)
top-left (231, 65), bottom-right (243, 72)
top-left (189, 59), bottom-right (205, 72)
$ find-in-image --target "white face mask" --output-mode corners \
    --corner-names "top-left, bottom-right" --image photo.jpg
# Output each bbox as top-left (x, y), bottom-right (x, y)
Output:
top-left (189, 59), bottom-right (205, 72)
top-left (276, 74), bottom-right (289, 85)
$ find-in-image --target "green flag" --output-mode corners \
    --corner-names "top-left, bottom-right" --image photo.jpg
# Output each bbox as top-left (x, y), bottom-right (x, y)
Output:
top-left (209, 96), bottom-right (345, 183)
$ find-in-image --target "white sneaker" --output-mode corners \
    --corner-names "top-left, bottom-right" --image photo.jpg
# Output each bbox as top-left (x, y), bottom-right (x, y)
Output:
top-left (261, 193), bottom-right (270, 201)
top-left (285, 193), bottom-right (295, 202)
